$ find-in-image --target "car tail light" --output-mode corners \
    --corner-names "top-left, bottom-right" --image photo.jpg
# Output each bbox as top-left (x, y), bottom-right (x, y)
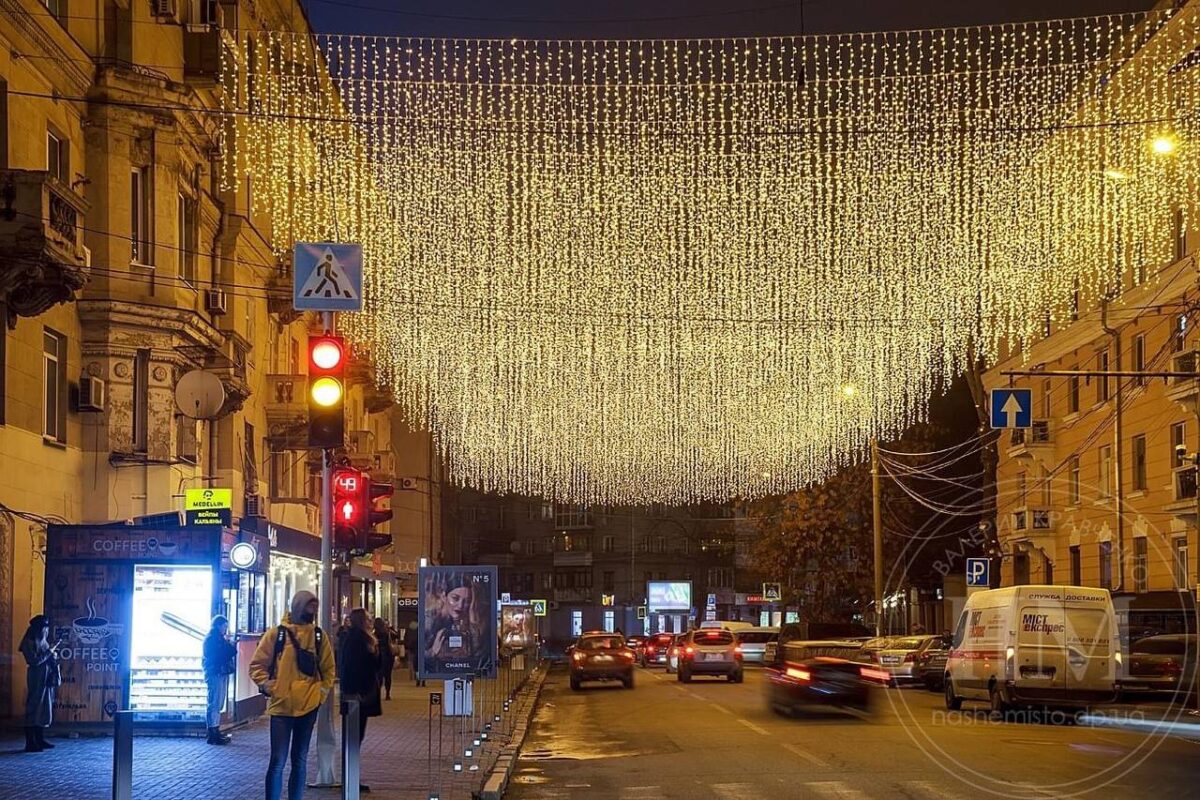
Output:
top-left (685, 646), bottom-right (695, 658)
top-left (860, 666), bottom-right (890, 683)
top-left (1165, 659), bottom-right (1181, 675)
top-left (573, 651), bottom-right (586, 663)
top-left (620, 651), bottom-right (635, 661)
top-left (734, 645), bottom-right (744, 660)
top-left (903, 652), bottom-right (915, 663)
top-left (646, 646), bottom-right (656, 654)
top-left (785, 667), bottom-right (811, 682)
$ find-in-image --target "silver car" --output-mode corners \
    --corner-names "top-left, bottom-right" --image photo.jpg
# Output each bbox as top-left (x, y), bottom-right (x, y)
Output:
top-left (869, 635), bottom-right (941, 685)
top-left (735, 627), bottom-right (779, 665)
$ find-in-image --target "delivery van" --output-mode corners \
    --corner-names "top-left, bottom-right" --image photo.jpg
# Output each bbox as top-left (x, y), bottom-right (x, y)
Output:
top-left (943, 585), bottom-right (1119, 715)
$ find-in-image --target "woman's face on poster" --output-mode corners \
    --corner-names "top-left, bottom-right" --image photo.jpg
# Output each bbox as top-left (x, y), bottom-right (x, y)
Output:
top-left (446, 586), bottom-right (471, 619)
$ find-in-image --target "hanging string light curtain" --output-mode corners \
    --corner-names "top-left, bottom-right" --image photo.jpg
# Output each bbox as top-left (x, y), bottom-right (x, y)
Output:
top-left (220, 9), bottom-right (1200, 504)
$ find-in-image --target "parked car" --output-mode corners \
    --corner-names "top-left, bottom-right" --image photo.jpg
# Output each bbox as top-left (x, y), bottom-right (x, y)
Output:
top-left (866, 635), bottom-right (944, 686)
top-left (624, 635), bottom-right (647, 656)
top-left (918, 641), bottom-right (951, 691)
top-left (570, 632), bottom-right (636, 690)
top-left (1122, 634), bottom-right (1197, 697)
top-left (736, 627), bottom-right (779, 665)
top-left (641, 632), bottom-right (676, 667)
top-left (677, 628), bottom-right (744, 683)
top-left (665, 634), bottom-right (687, 674)
top-left (766, 639), bottom-right (872, 716)
top-left (944, 585), bottom-right (1119, 716)
top-left (854, 637), bottom-right (897, 664)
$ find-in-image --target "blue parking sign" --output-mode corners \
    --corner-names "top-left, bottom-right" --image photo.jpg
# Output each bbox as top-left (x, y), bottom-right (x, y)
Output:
top-left (989, 388), bottom-right (1032, 429)
top-left (966, 558), bottom-right (990, 587)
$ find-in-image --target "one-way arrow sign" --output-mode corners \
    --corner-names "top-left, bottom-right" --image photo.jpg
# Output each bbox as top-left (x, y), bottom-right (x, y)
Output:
top-left (989, 388), bottom-right (1032, 429)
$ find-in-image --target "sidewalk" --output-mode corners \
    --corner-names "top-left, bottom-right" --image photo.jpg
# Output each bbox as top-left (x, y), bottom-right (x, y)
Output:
top-left (0, 663), bottom-right (545, 800)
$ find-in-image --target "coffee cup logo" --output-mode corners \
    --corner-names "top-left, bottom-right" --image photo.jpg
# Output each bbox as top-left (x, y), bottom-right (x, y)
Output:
top-left (73, 596), bottom-right (113, 644)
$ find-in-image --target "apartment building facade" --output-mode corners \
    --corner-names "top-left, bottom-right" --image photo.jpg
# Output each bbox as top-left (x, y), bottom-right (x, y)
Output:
top-left (0, 0), bottom-right (442, 717)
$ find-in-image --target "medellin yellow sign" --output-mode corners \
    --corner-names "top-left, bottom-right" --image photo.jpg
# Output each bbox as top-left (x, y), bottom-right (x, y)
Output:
top-left (184, 488), bottom-right (233, 526)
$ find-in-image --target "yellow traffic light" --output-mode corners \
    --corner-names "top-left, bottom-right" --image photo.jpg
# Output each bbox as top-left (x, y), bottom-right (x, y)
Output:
top-left (311, 376), bottom-right (343, 407)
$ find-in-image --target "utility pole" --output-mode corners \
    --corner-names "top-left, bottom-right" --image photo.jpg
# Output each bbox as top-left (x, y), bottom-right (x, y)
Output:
top-left (312, 310), bottom-right (338, 788)
top-left (872, 440), bottom-right (884, 637)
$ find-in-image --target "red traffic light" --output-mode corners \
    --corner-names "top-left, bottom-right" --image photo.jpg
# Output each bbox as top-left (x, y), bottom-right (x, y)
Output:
top-left (309, 336), bottom-right (344, 371)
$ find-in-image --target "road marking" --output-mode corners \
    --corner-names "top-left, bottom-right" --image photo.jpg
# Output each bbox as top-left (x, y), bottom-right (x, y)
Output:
top-left (710, 783), bottom-right (761, 800)
top-left (901, 780), bottom-right (964, 799)
top-left (804, 780), bottom-right (872, 799)
top-left (710, 702), bottom-right (733, 715)
top-left (619, 787), bottom-right (663, 799)
top-left (737, 717), bottom-right (770, 735)
top-left (782, 742), bottom-right (830, 768)
top-left (687, 691), bottom-right (705, 701)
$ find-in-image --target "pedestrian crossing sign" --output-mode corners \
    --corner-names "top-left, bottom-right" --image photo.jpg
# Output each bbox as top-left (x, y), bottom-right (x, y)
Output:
top-left (293, 242), bottom-right (363, 311)
top-left (531, 599), bottom-right (548, 617)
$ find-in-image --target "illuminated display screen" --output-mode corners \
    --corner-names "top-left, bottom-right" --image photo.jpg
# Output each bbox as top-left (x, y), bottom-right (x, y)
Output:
top-left (129, 565), bottom-right (213, 722)
top-left (647, 581), bottom-right (691, 612)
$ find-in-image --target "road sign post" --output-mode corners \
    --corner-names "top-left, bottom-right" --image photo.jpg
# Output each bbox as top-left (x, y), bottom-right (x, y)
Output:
top-left (966, 557), bottom-right (991, 589)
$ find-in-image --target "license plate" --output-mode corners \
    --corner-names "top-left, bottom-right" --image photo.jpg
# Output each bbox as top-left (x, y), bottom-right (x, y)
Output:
top-left (1024, 672), bottom-right (1053, 681)
top-left (594, 655), bottom-right (612, 663)
top-left (705, 653), bottom-right (725, 662)
top-left (881, 656), bottom-right (901, 664)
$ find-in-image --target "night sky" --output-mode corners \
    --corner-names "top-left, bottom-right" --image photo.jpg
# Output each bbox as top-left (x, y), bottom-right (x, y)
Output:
top-left (299, 0), bottom-right (1160, 39)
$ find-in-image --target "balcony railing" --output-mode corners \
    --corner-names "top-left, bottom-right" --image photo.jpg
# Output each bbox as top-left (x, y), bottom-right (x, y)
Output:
top-left (1175, 467), bottom-right (1197, 502)
top-left (1014, 508), bottom-right (1052, 533)
top-left (1010, 420), bottom-right (1051, 447)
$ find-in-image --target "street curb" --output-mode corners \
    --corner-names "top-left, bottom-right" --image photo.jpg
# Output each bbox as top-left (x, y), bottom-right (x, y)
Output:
top-left (477, 664), bottom-right (550, 800)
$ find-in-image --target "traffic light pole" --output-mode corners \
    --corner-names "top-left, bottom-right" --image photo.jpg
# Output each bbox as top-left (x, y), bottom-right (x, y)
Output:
top-left (312, 311), bottom-right (339, 788)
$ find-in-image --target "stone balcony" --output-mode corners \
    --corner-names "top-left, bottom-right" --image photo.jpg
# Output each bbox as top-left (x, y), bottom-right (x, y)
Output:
top-left (0, 169), bottom-right (91, 325)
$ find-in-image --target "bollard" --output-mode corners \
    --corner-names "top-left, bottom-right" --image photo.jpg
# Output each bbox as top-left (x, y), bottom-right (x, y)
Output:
top-left (111, 710), bottom-right (133, 800)
top-left (342, 696), bottom-right (361, 800)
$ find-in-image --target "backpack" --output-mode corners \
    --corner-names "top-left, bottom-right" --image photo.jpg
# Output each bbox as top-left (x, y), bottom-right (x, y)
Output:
top-left (269, 625), bottom-right (324, 680)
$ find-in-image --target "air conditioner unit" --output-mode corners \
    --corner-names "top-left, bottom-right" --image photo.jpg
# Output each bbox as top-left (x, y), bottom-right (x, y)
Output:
top-left (205, 288), bottom-right (228, 315)
top-left (78, 375), bottom-right (105, 412)
top-left (152, 0), bottom-right (179, 18)
top-left (397, 477), bottom-right (418, 491)
top-left (244, 494), bottom-right (264, 517)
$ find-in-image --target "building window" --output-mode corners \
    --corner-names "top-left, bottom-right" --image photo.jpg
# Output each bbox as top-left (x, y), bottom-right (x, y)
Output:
top-left (601, 535), bottom-right (615, 553)
top-left (1174, 206), bottom-right (1189, 262)
top-left (1131, 434), bottom-right (1147, 491)
top-left (543, 537), bottom-right (554, 554)
top-left (602, 571), bottom-right (614, 592)
top-left (1175, 313), bottom-right (1188, 353)
top-left (1068, 369), bottom-right (1080, 414)
top-left (1133, 538), bottom-right (1148, 594)
top-left (177, 192), bottom-right (197, 284)
top-left (1069, 456), bottom-right (1081, 505)
top-left (1172, 422), bottom-right (1188, 468)
top-left (523, 539), bottom-right (536, 556)
top-left (132, 349), bottom-right (150, 452)
top-left (1070, 545), bottom-right (1081, 585)
top-left (571, 611), bottom-right (582, 637)
top-left (1013, 553), bottom-right (1030, 586)
top-left (1096, 350), bottom-right (1110, 403)
top-left (1174, 537), bottom-right (1189, 590)
top-left (1133, 334), bottom-right (1146, 387)
top-left (554, 504), bottom-right (591, 528)
top-left (46, 129), bottom-right (66, 182)
top-left (1099, 542), bottom-right (1113, 590)
top-left (541, 572), bottom-right (552, 590)
top-left (603, 610), bottom-right (615, 633)
top-left (42, 328), bottom-right (66, 442)
top-left (131, 166), bottom-right (152, 265)
top-left (1040, 379), bottom-right (1052, 419)
top-left (1098, 445), bottom-right (1113, 498)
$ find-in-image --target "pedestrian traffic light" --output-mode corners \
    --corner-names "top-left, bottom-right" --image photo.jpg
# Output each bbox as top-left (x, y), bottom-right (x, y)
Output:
top-left (307, 334), bottom-right (345, 449)
top-left (331, 466), bottom-right (364, 550)
top-left (356, 478), bottom-right (395, 554)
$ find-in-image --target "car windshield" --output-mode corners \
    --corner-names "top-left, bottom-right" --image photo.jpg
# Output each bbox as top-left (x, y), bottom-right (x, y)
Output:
top-left (738, 632), bottom-right (777, 643)
top-left (578, 636), bottom-right (625, 651)
top-left (693, 630), bottom-right (735, 646)
top-left (889, 637), bottom-right (927, 650)
top-left (1132, 637), bottom-right (1187, 655)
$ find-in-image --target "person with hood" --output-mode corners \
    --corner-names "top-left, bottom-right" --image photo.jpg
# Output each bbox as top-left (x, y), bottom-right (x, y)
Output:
top-left (19, 615), bottom-right (58, 753)
top-left (372, 617), bottom-right (396, 700)
top-left (250, 590), bottom-right (336, 800)
top-left (202, 614), bottom-right (237, 745)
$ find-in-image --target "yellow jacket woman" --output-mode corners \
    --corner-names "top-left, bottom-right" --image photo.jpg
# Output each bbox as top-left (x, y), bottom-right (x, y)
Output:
top-left (249, 591), bottom-right (337, 800)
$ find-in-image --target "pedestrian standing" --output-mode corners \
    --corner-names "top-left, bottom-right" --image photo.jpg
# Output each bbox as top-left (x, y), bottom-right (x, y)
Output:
top-left (373, 617), bottom-right (396, 700)
top-left (202, 615), bottom-right (237, 745)
top-left (19, 615), bottom-right (59, 753)
top-left (404, 620), bottom-right (423, 686)
top-left (339, 608), bottom-right (382, 794)
top-left (249, 590), bottom-right (335, 800)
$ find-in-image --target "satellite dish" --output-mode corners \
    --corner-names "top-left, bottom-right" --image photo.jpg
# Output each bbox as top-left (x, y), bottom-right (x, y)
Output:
top-left (175, 369), bottom-right (227, 420)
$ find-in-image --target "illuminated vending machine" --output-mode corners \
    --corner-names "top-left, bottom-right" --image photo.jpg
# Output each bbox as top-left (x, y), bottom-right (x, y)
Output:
top-left (43, 523), bottom-right (264, 730)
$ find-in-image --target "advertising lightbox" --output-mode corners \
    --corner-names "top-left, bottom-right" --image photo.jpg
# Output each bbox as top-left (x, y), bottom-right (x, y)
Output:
top-left (647, 581), bottom-right (691, 613)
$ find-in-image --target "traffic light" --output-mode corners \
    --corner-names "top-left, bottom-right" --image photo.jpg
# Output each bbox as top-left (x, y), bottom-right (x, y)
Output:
top-left (361, 478), bottom-right (395, 553)
top-left (307, 334), bottom-right (345, 448)
top-left (331, 466), bottom-right (364, 550)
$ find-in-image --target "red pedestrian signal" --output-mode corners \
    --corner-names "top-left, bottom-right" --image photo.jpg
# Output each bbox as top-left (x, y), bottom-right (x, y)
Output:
top-left (331, 466), bottom-right (364, 550)
top-left (307, 334), bottom-right (345, 448)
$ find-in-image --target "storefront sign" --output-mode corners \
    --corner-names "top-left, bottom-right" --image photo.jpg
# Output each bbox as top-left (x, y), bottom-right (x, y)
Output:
top-left (48, 526), bottom-right (220, 562)
top-left (229, 542), bottom-right (258, 569)
top-left (184, 488), bottom-right (232, 524)
top-left (185, 508), bottom-right (232, 526)
top-left (418, 565), bottom-right (498, 680)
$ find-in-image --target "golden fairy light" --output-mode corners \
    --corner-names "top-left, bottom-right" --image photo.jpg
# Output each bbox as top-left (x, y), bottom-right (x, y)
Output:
top-left (219, 9), bottom-right (1200, 504)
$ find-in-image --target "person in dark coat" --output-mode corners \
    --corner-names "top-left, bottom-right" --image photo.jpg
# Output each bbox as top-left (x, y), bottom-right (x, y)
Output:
top-left (372, 617), bottom-right (396, 700)
top-left (19, 615), bottom-right (57, 753)
top-left (339, 609), bottom-right (381, 793)
top-left (202, 615), bottom-right (237, 745)
top-left (403, 620), bottom-right (424, 686)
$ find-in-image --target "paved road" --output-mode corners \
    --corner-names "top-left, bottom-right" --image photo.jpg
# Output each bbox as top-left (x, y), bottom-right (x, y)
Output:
top-left (508, 665), bottom-right (1200, 799)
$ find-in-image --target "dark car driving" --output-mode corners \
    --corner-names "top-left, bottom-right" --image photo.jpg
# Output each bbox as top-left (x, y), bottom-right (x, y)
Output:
top-left (570, 632), bottom-right (636, 690)
top-left (766, 639), bottom-right (872, 716)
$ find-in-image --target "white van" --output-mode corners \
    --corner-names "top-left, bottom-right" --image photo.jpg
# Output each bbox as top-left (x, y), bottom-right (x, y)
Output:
top-left (944, 585), bottom-right (1120, 714)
